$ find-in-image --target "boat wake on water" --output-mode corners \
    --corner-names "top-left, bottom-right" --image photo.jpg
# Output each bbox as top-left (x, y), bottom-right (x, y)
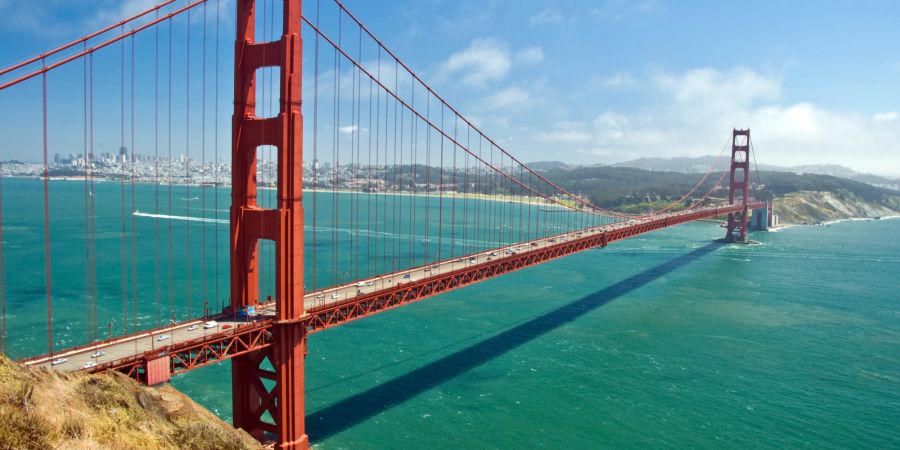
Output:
top-left (132, 210), bottom-right (228, 224)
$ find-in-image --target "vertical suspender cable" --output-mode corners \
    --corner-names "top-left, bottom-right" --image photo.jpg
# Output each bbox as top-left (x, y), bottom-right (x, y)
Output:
top-left (0, 163), bottom-right (5, 354)
top-left (410, 81), bottom-right (417, 268)
top-left (155, 9), bottom-right (162, 326)
top-left (397, 64), bottom-right (404, 269)
top-left (450, 116), bottom-right (457, 258)
top-left (476, 136), bottom-right (482, 252)
top-left (463, 128), bottom-right (469, 255)
top-left (130, 36), bottom-right (138, 336)
top-left (391, 59), bottom-right (398, 273)
top-left (374, 50), bottom-right (384, 276)
top-left (437, 104), bottom-right (443, 263)
top-left (423, 91), bottom-right (430, 263)
top-left (185, 7), bottom-right (192, 318)
top-left (312, 0), bottom-right (320, 292)
top-left (356, 35), bottom-right (363, 281)
top-left (332, 11), bottom-right (341, 287)
top-left (214, 0), bottom-right (221, 311)
top-left (167, 18), bottom-right (174, 323)
top-left (82, 44), bottom-right (93, 341)
top-left (201, 1), bottom-right (208, 316)
top-left (366, 68), bottom-right (373, 278)
top-left (120, 27), bottom-right (128, 335)
top-left (380, 52), bottom-right (388, 275)
top-left (89, 54), bottom-right (98, 337)
top-left (41, 66), bottom-right (54, 355)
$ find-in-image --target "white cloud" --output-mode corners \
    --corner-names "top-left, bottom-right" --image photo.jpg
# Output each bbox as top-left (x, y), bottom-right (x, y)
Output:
top-left (873, 111), bottom-right (898, 122)
top-left (482, 87), bottom-right (530, 110)
top-left (92, 0), bottom-right (157, 25)
top-left (532, 67), bottom-right (900, 175)
top-left (530, 9), bottom-right (563, 26)
top-left (437, 41), bottom-right (546, 88)
top-left (437, 38), bottom-right (511, 87)
top-left (339, 125), bottom-right (369, 135)
top-left (535, 130), bottom-right (592, 144)
top-left (596, 72), bottom-right (638, 88)
top-left (653, 67), bottom-right (780, 108)
top-left (515, 47), bottom-right (544, 65)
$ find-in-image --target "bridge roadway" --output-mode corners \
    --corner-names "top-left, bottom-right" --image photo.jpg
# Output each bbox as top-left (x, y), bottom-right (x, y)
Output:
top-left (21, 202), bottom-right (763, 381)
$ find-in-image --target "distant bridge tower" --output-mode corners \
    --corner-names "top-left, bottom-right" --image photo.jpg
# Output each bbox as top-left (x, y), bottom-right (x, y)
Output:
top-left (230, 0), bottom-right (307, 448)
top-left (725, 129), bottom-right (751, 242)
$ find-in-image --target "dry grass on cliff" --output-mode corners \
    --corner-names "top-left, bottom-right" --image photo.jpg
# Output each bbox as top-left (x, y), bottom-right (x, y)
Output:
top-left (0, 355), bottom-right (261, 450)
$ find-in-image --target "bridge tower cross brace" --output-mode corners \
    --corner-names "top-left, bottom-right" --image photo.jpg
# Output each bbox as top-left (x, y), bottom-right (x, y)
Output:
top-left (230, 0), bottom-right (307, 448)
top-left (725, 128), bottom-right (751, 243)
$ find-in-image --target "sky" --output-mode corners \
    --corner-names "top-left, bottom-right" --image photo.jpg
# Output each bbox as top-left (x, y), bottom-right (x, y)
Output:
top-left (0, 0), bottom-right (898, 175)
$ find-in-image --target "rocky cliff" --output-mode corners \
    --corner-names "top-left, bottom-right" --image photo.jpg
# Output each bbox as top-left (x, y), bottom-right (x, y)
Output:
top-left (772, 190), bottom-right (900, 224)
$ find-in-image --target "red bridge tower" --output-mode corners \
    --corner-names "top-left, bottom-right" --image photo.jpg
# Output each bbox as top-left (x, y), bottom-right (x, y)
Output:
top-left (725, 129), bottom-right (751, 243)
top-left (230, 0), bottom-right (307, 448)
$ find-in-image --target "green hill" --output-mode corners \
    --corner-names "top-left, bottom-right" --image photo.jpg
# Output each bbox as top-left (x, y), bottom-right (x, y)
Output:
top-left (538, 166), bottom-right (900, 217)
top-left (0, 355), bottom-right (261, 450)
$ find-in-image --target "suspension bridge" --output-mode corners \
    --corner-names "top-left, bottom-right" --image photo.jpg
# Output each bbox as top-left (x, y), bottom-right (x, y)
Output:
top-left (0, 1), bottom-right (768, 448)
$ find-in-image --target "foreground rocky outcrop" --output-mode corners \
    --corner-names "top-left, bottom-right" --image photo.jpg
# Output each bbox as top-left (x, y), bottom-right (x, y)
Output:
top-left (772, 190), bottom-right (900, 224)
top-left (0, 355), bottom-right (261, 450)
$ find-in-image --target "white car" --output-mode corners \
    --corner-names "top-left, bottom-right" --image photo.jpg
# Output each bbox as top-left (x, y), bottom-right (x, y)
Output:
top-left (203, 321), bottom-right (217, 329)
top-left (157, 334), bottom-right (170, 342)
top-left (51, 358), bottom-right (67, 366)
top-left (330, 293), bottom-right (340, 299)
top-left (187, 325), bottom-right (198, 331)
top-left (82, 361), bottom-right (97, 369)
top-left (356, 281), bottom-right (366, 287)
top-left (91, 351), bottom-right (105, 358)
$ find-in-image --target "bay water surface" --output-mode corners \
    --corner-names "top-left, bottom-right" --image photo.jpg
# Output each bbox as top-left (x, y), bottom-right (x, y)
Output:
top-left (2, 179), bottom-right (898, 449)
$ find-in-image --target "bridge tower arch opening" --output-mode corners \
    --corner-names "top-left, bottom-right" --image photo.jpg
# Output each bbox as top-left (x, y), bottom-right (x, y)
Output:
top-left (230, 0), bottom-right (307, 448)
top-left (725, 129), bottom-right (751, 243)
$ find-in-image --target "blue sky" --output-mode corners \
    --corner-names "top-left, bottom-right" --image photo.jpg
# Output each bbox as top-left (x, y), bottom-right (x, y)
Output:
top-left (1, 0), bottom-right (899, 175)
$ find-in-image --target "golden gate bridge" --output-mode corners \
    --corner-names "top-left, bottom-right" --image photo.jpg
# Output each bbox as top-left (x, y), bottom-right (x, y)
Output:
top-left (0, 1), bottom-right (768, 448)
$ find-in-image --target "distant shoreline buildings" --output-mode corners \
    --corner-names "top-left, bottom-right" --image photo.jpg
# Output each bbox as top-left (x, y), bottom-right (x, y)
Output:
top-left (0, 151), bottom-right (532, 198)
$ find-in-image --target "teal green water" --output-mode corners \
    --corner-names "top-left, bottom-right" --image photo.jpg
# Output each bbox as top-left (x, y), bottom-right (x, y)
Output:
top-left (3, 179), bottom-right (899, 448)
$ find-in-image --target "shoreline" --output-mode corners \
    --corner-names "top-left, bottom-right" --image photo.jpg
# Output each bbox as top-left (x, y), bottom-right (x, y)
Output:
top-left (770, 215), bottom-right (899, 232)
top-left (7, 175), bottom-right (577, 211)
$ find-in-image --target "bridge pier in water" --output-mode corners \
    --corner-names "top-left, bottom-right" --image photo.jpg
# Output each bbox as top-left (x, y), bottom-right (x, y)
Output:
top-left (230, 0), bottom-right (307, 448)
top-left (749, 203), bottom-right (771, 232)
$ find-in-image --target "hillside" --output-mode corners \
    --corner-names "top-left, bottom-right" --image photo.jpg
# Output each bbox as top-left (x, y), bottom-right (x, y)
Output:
top-left (610, 155), bottom-right (900, 190)
top-left (0, 355), bottom-right (261, 450)
top-left (537, 165), bottom-right (900, 223)
top-left (772, 191), bottom-right (900, 224)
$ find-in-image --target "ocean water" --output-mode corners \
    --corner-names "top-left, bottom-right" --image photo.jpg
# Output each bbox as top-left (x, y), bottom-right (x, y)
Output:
top-left (3, 179), bottom-right (899, 449)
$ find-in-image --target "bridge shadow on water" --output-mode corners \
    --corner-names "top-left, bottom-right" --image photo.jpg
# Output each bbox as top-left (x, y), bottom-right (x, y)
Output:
top-left (307, 241), bottom-right (722, 440)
